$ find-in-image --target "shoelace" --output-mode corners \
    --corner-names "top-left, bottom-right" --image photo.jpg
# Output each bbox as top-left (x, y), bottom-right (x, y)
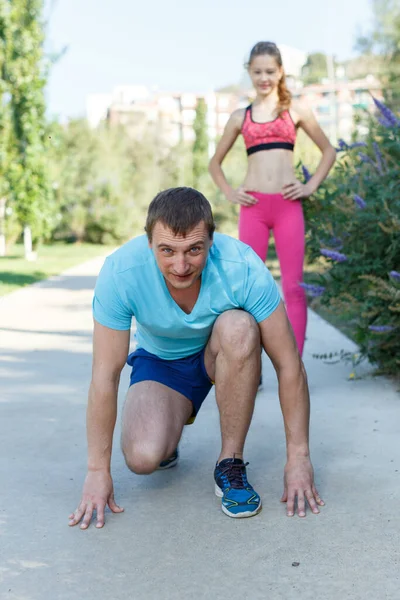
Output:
top-left (220, 461), bottom-right (250, 489)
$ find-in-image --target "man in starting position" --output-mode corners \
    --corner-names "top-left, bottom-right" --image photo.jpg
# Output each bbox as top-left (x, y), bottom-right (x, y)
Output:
top-left (69, 187), bottom-right (324, 529)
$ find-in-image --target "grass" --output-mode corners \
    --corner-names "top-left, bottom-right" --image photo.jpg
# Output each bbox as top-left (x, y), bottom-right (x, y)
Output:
top-left (1, 238), bottom-right (355, 343)
top-left (0, 242), bottom-right (115, 296)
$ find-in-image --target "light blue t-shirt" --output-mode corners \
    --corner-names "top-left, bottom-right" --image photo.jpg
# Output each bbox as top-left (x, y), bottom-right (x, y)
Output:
top-left (93, 233), bottom-right (281, 360)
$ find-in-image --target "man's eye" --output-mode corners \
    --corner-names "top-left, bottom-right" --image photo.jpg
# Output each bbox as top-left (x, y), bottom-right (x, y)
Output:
top-left (162, 248), bottom-right (172, 254)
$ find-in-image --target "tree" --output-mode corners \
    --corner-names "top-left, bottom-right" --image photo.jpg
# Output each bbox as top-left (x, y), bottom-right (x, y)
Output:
top-left (192, 98), bottom-right (209, 189)
top-left (357, 0), bottom-right (400, 106)
top-left (7, 0), bottom-right (53, 257)
top-left (46, 118), bottom-right (198, 244)
top-left (301, 53), bottom-right (329, 85)
top-left (0, 1), bottom-right (12, 255)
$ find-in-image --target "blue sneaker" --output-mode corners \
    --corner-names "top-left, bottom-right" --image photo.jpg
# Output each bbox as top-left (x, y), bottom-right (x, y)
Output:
top-left (157, 448), bottom-right (179, 470)
top-left (214, 458), bottom-right (262, 518)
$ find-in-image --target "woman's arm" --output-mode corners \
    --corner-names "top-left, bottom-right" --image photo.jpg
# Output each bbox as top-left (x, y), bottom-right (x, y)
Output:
top-left (283, 101), bottom-right (336, 200)
top-left (208, 109), bottom-right (257, 206)
top-left (208, 109), bottom-right (243, 196)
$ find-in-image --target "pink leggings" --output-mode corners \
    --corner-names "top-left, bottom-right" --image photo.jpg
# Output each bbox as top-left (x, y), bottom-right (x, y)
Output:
top-left (239, 192), bottom-right (307, 355)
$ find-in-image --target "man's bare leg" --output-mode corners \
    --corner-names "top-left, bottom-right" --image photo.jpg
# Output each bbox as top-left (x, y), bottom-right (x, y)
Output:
top-left (121, 381), bottom-right (192, 474)
top-left (204, 310), bottom-right (261, 462)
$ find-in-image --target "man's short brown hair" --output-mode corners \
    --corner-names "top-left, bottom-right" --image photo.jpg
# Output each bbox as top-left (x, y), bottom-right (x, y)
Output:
top-left (145, 187), bottom-right (215, 242)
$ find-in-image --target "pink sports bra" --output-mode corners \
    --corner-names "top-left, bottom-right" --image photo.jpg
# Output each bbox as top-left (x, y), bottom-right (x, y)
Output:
top-left (241, 105), bottom-right (297, 156)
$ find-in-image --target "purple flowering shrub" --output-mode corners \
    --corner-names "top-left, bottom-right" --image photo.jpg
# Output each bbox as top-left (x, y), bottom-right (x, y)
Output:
top-left (302, 99), bottom-right (400, 376)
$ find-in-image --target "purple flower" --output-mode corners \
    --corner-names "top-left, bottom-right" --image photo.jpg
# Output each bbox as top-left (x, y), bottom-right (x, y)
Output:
top-left (389, 271), bottom-right (400, 282)
top-left (378, 116), bottom-right (393, 129)
top-left (336, 139), bottom-right (348, 152)
top-left (336, 140), bottom-right (367, 152)
top-left (299, 283), bottom-right (325, 297)
top-left (354, 194), bottom-right (367, 209)
top-left (358, 152), bottom-right (376, 168)
top-left (349, 141), bottom-right (367, 149)
top-left (373, 97), bottom-right (400, 127)
top-left (320, 249), bottom-right (348, 262)
top-left (368, 325), bottom-right (395, 333)
top-left (372, 142), bottom-right (384, 174)
top-left (302, 165), bottom-right (311, 182)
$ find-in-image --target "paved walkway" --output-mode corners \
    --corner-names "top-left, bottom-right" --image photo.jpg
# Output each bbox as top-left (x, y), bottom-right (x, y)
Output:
top-left (0, 254), bottom-right (399, 600)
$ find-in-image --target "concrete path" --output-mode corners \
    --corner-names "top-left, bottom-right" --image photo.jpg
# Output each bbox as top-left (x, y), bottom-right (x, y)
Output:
top-left (0, 255), bottom-right (399, 600)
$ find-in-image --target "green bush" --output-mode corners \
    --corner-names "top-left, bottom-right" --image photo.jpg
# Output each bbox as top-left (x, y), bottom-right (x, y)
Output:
top-left (47, 120), bottom-right (187, 244)
top-left (303, 99), bottom-right (400, 377)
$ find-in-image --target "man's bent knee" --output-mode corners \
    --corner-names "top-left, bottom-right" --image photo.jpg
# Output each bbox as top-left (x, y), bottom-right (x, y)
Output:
top-left (214, 310), bottom-right (260, 357)
top-left (122, 443), bottom-right (165, 475)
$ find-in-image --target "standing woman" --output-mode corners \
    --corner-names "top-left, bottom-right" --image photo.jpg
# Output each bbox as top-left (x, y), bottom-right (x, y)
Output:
top-left (209, 41), bottom-right (336, 355)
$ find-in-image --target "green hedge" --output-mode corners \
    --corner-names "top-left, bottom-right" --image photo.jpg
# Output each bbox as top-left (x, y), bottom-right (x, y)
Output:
top-left (302, 99), bottom-right (400, 377)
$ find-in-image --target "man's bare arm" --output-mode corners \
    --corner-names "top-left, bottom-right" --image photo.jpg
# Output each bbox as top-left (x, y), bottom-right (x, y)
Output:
top-left (259, 302), bottom-right (310, 456)
top-left (69, 321), bottom-right (130, 529)
top-left (258, 302), bottom-right (324, 517)
top-left (87, 321), bottom-right (130, 471)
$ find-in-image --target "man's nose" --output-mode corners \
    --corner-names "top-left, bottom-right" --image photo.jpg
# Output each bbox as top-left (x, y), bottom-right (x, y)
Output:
top-left (174, 256), bottom-right (190, 274)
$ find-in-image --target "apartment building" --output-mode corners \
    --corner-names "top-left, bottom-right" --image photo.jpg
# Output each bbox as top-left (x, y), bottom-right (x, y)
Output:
top-left (290, 75), bottom-right (383, 143)
top-left (86, 72), bottom-right (383, 148)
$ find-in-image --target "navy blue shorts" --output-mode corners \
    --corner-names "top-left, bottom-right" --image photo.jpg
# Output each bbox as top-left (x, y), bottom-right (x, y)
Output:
top-left (127, 347), bottom-right (214, 424)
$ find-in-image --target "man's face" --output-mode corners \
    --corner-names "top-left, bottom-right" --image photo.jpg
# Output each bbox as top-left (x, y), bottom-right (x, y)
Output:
top-left (150, 221), bottom-right (212, 291)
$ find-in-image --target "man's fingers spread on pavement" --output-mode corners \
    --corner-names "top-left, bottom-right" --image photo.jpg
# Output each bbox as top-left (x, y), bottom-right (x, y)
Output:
top-left (313, 486), bottom-right (325, 505)
top-left (297, 493), bottom-right (306, 517)
top-left (286, 494), bottom-right (296, 516)
top-left (80, 506), bottom-right (94, 530)
top-left (96, 505), bottom-right (105, 528)
top-left (305, 490), bottom-right (320, 514)
top-left (108, 497), bottom-right (124, 513)
top-left (69, 506), bottom-right (85, 526)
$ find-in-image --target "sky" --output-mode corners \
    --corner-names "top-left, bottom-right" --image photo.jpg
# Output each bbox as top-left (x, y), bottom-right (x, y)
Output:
top-left (44, 0), bottom-right (373, 120)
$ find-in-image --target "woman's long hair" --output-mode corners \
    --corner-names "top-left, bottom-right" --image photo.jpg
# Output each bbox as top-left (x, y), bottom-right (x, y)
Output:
top-left (246, 41), bottom-right (292, 115)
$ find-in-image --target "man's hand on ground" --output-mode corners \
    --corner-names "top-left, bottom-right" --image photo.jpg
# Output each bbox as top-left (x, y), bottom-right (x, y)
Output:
top-left (68, 470), bottom-right (124, 529)
top-left (280, 457), bottom-right (325, 517)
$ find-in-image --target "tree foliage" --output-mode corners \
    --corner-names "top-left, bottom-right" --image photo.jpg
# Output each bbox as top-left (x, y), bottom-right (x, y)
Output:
top-left (303, 100), bottom-right (400, 376)
top-left (357, 0), bottom-right (400, 106)
top-left (6, 0), bottom-right (53, 245)
top-left (0, 1), bottom-right (11, 201)
top-left (301, 52), bottom-right (328, 85)
top-left (192, 98), bottom-right (209, 189)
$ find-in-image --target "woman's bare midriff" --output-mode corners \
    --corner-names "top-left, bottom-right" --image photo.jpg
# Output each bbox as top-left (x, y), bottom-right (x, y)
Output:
top-left (242, 149), bottom-right (297, 194)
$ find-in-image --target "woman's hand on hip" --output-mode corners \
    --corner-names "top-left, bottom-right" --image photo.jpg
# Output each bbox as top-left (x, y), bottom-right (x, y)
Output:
top-left (282, 180), bottom-right (313, 201)
top-left (227, 187), bottom-right (258, 206)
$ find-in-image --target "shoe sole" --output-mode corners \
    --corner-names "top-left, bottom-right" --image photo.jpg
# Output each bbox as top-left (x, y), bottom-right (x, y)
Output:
top-left (215, 483), bottom-right (262, 518)
top-left (156, 458), bottom-right (179, 470)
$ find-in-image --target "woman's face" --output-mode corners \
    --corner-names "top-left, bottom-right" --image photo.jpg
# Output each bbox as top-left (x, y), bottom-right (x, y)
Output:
top-left (248, 54), bottom-right (282, 97)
